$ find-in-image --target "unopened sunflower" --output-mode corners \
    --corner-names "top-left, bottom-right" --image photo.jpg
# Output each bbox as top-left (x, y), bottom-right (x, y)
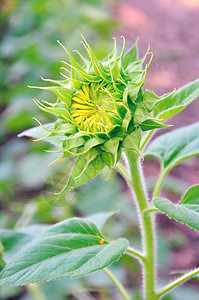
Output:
top-left (24, 37), bottom-right (169, 193)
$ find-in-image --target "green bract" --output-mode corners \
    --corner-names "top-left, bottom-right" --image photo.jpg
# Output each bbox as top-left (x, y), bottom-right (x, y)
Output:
top-left (20, 37), bottom-right (198, 193)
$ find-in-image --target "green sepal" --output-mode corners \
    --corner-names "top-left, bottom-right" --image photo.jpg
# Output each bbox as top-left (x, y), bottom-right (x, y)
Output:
top-left (40, 77), bottom-right (69, 87)
top-left (110, 38), bottom-right (123, 80)
top-left (126, 116), bottom-right (135, 134)
top-left (108, 125), bottom-right (123, 138)
top-left (122, 113), bottom-right (131, 132)
top-left (142, 90), bottom-right (161, 112)
top-left (30, 86), bottom-right (74, 107)
top-left (58, 40), bottom-right (89, 88)
top-left (60, 136), bottom-right (86, 153)
top-left (122, 40), bottom-right (138, 70)
top-left (60, 134), bottom-right (103, 156)
top-left (81, 37), bottom-right (111, 82)
top-left (123, 88), bottom-right (136, 114)
top-left (122, 129), bottom-right (142, 156)
top-left (139, 119), bottom-right (170, 131)
top-left (134, 88), bottom-right (143, 105)
top-left (128, 81), bottom-right (144, 101)
top-left (59, 149), bottom-right (106, 193)
top-left (34, 99), bottom-right (73, 122)
top-left (102, 137), bottom-right (121, 168)
top-left (78, 137), bottom-right (105, 155)
top-left (115, 102), bottom-right (127, 119)
top-left (134, 104), bottom-right (153, 125)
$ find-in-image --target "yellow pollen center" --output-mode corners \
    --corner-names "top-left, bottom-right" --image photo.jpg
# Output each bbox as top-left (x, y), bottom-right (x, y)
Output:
top-left (71, 84), bottom-right (115, 132)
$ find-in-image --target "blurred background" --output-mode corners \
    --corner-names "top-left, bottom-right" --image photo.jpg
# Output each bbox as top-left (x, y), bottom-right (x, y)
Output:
top-left (0, 0), bottom-right (199, 299)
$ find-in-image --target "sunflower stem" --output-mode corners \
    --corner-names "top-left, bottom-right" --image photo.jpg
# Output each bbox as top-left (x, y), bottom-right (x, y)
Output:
top-left (155, 267), bottom-right (199, 299)
top-left (116, 162), bottom-right (131, 184)
top-left (152, 168), bottom-right (167, 199)
top-left (125, 150), bottom-right (156, 299)
top-left (140, 130), bottom-right (154, 150)
top-left (103, 268), bottom-right (131, 300)
top-left (126, 247), bottom-right (145, 262)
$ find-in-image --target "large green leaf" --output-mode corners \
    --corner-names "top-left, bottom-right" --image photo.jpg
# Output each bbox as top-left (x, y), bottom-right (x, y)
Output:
top-left (0, 218), bottom-right (128, 286)
top-left (0, 230), bottom-right (33, 263)
top-left (153, 184), bottom-right (199, 231)
top-left (145, 122), bottom-right (199, 171)
top-left (153, 79), bottom-right (199, 120)
top-left (18, 123), bottom-right (63, 148)
top-left (86, 210), bottom-right (118, 231)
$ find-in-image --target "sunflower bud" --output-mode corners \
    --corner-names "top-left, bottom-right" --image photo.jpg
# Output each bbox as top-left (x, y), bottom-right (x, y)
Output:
top-left (28, 36), bottom-right (168, 193)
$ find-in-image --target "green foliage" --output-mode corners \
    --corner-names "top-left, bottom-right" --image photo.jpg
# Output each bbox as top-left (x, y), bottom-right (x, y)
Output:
top-left (0, 0), bottom-right (118, 200)
top-left (0, 230), bottom-right (32, 263)
top-left (153, 80), bottom-right (199, 120)
top-left (0, 218), bottom-right (128, 286)
top-left (1, 1), bottom-right (199, 298)
top-left (153, 185), bottom-right (199, 231)
top-left (145, 122), bottom-right (199, 172)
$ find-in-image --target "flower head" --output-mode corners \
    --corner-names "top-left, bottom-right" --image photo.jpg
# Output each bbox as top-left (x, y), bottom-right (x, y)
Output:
top-left (29, 36), bottom-right (167, 193)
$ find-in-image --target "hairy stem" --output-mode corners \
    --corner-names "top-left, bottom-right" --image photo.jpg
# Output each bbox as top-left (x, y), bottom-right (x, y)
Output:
top-left (152, 168), bottom-right (167, 199)
top-left (125, 150), bottom-right (156, 299)
top-left (155, 267), bottom-right (199, 299)
top-left (103, 268), bottom-right (131, 300)
top-left (126, 247), bottom-right (145, 262)
top-left (140, 130), bottom-right (154, 150)
top-left (153, 168), bottom-right (199, 298)
top-left (116, 162), bottom-right (131, 184)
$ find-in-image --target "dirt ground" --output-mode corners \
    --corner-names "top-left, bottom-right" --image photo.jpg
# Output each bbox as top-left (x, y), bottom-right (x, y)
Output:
top-left (113, 0), bottom-right (199, 273)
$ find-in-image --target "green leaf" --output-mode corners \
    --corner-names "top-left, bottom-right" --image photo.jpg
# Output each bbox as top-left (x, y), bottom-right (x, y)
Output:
top-left (86, 210), bottom-right (118, 231)
top-left (145, 122), bottom-right (199, 171)
top-left (153, 197), bottom-right (199, 231)
top-left (60, 149), bottom-right (106, 193)
top-left (128, 81), bottom-right (144, 101)
top-left (0, 218), bottom-right (128, 286)
top-left (180, 185), bottom-right (199, 205)
top-left (18, 123), bottom-right (64, 148)
top-left (153, 79), bottom-right (199, 120)
top-left (80, 137), bottom-right (105, 155)
top-left (0, 230), bottom-right (33, 262)
top-left (122, 41), bottom-right (138, 70)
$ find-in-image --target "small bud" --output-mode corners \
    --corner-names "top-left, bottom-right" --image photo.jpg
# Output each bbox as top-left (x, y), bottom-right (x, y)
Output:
top-left (99, 239), bottom-right (104, 244)
top-left (58, 158), bottom-right (63, 163)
